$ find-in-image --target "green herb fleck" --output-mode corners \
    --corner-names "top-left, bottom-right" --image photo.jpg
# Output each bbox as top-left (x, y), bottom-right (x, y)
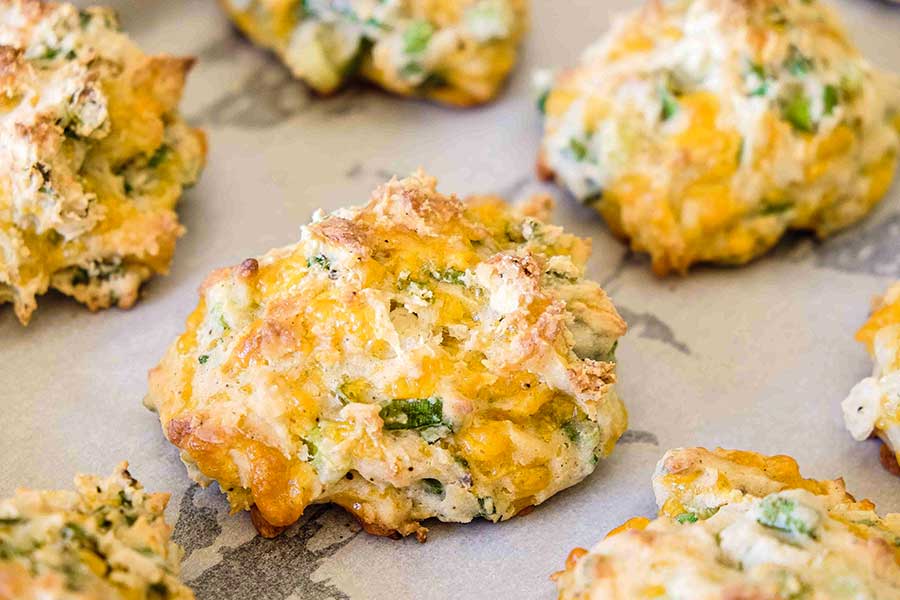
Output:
top-left (784, 46), bottom-right (813, 77)
top-left (675, 512), bottom-right (699, 524)
top-left (432, 267), bottom-right (466, 285)
top-left (198, 355), bottom-right (209, 365)
top-left (756, 496), bottom-right (818, 538)
top-left (303, 434), bottom-right (319, 458)
top-left (306, 254), bottom-right (331, 270)
top-left (404, 20), bottom-right (434, 54)
top-left (421, 478), bottom-right (444, 496)
top-left (39, 47), bottom-right (61, 60)
top-left (477, 496), bottom-right (496, 517)
top-left (400, 62), bottom-right (425, 79)
top-left (561, 420), bottom-right (580, 442)
top-left (380, 397), bottom-right (444, 430)
top-left (147, 145), bottom-right (170, 168)
top-left (823, 84), bottom-right (839, 115)
top-left (781, 94), bottom-right (814, 133)
top-left (537, 90), bottom-right (549, 114)
top-left (568, 138), bottom-right (589, 161)
top-left (61, 522), bottom-right (90, 544)
top-left (760, 202), bottom-right (792, 215)
top-left (747, 62), bottom-right (769, 97)
top-left (660, 87), bottom-right (679, 121)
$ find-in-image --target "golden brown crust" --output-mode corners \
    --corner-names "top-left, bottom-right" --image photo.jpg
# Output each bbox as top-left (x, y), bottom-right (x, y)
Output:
top-left (0, 0), bottom-right (205, 324)
top-left (147, 171), bottom-right (628, 539)
top-left (538, 0), bottom-right (900, 274)
top-left (220, 0), bottom-right (528, 106)
top-left (0, 462), bottom-right (193, 600)
top-left (880, 442), bottom-right (900, 478)
top-left (653, 447), bottom-right (853, 518)
top-left (555, 448), bottom-right (900, 599)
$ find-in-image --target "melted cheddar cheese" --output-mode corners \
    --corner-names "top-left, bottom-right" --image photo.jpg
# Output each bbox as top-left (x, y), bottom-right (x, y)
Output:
top-left (0, 463), bottom-right (193, 600)
top-left (219, 0), bottom-right (527, 106)
top-left (537, 0), bottom-right (900, 274)
top-left (145, 171), bottom-right (628, 540)
top-left (843, 282), bottom-right (900, 473)
top-left (555, 448), bottom-right (900, 600)
top-left (0, 0), bottom-right (206, 325)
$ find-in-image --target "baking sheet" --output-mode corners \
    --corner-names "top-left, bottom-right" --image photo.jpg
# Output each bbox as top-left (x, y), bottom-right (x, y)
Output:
top-left (2, 1), bottom-right (900, 598)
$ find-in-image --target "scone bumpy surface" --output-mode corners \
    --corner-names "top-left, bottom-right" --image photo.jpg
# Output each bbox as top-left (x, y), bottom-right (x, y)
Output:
top-left (0, 463), bottom-right (192, 600)
top-left (0, 0), bottom-right (206, 324)
top-left (537, 0), bottom-right (900, 274)
top-left (843, 282), bottom-right (900, 475)
top-left (220, 0), bottom-right (527, 106)
top-left (146, 172), bottom-right (627, 540)
top-left (554, 448), bottom-right (900, 599)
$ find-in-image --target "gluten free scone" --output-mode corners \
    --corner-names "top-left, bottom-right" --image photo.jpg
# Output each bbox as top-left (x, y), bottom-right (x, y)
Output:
top-left (554, 448), bottom-right (900, 599)
top-left (0, 0), bottom-right (206, 325)
top-left (145, 171), bottom-right (628, 540)
top-left (0, 463), bottom-right (192, 600)
top-left (843, 282), bottom-right (900, 475)
top-left (537, 0), bottom-right (900, 275)
top-left (220, 0), bottom-right (527, 106)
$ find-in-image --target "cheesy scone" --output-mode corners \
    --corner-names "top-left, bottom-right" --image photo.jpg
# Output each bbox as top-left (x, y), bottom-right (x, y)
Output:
top-left (0, 463), bottom-right (192, 600)
top-left (554, 448), bottom-right (900, 599)
top-left (0, 0), bottom-right (206, 325)
top-left (537, 0), bottom-right (900, 274)
top-left (843, 282), bottom-right (900, 475)
top-left (220, 0), bottom-right (527, 106)
top-left (146, 172), bottom-right (628, 540)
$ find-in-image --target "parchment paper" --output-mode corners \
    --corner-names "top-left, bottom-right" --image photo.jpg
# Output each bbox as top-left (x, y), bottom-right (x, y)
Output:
top-left (2, 1), bottom-right (900, 598)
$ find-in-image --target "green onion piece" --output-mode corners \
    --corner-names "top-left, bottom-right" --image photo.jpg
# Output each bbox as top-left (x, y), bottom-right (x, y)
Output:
top-left (421, 478), bottom-right (444, 496)
top-left (404, 20), bottom-right (434, 55)
top-left (782, 94), bottom-right (814, 133)
top-left (147, 145), bottom-right (170, 168)
top-left (756, 496), bottom-right (818, 538)
top-left (784, 46), bottom-right (813, 77)
top-left (568, 138), bottom-right (589, 161)
top-left (380, 397), bottom-right (444, 430)
top-left (823, 84), bottom-right (839, 115)
top-left (660, 87), bottom-right (679, 121)
top-left (675, 512), bottom-right (699, 524)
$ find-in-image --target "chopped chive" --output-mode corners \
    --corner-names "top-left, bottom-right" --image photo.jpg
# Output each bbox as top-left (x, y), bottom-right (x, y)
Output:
top-left (403, 20), bottom-right (434, 54)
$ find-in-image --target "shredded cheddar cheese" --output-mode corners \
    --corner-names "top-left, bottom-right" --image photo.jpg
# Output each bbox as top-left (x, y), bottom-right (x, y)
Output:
top-left (554, 448), bottom-right (900, 599)
top-left (145, 172), bottom-right (628, 540)
top-left (219, 0), bottom-right (527, 106)
top-left (537, 0), bottom-right (900, 274)
top-left (843, 282), bottom-right (900, 473)
top-left (0, 0), bottom-right (206, 324)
